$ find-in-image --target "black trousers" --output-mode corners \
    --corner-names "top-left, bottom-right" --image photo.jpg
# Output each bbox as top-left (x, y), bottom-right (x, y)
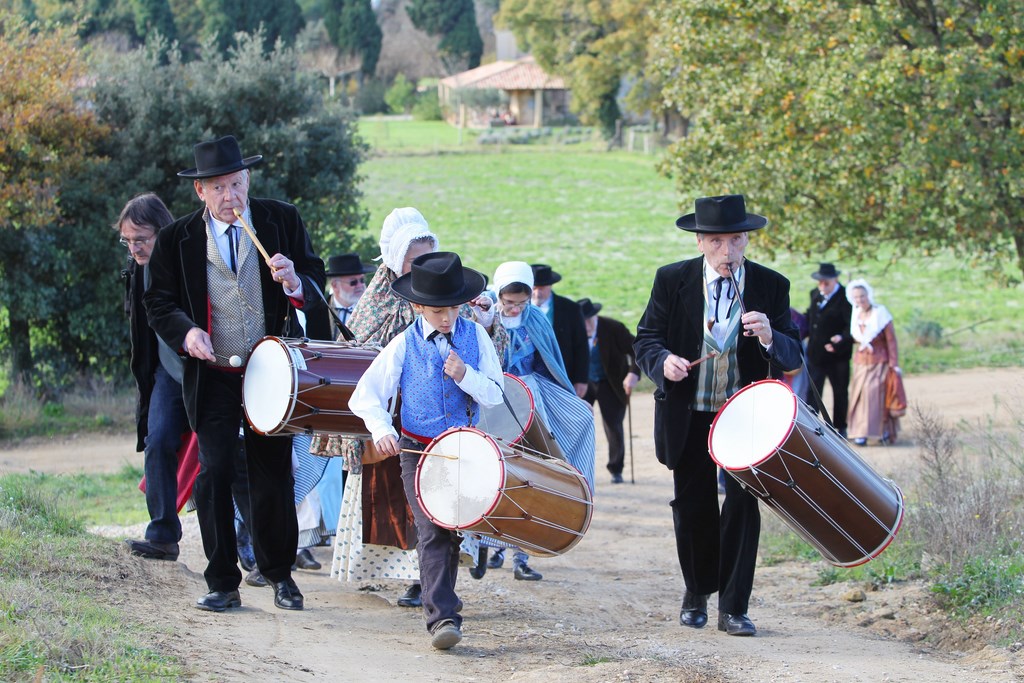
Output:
top-left (584, 380), bottom-right (627, 475)
top-left (193, 370), bottom-right (297, 592)
top-left (671, 411), bottom-right (760, 615)
top-left (807, 359), bottom-right (850, 431)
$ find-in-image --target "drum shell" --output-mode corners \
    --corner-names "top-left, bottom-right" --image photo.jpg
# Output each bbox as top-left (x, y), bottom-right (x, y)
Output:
top-left (710, 380), bottom-right (904, 567)
top-left (416, 427), bottom-right (591, 557)
top-left (476, 373), bottom-right (566, 461)
top-left (243, 337), bottom-right (384, 436)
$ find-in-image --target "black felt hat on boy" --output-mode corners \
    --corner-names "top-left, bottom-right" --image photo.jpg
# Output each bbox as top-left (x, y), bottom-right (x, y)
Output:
top-left (391, 252), bottom-right (486, 307)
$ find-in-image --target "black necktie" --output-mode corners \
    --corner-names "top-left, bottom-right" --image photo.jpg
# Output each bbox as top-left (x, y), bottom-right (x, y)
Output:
top-left (713, 277), bottom-right (733, 322)
top-left (336, 306), bottom-right (351, 325)
top-left (427, 329), bottom-right (455, 348)
top-left (227, 225), bottom-right (239, 273)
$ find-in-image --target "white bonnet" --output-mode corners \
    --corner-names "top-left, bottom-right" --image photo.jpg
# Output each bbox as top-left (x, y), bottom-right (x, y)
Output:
top-left (377, 207), bottom-right (438, 274)
top-left (845, 278), bottom-right (876, 306)
top-left (493, 261), bottom-right (534, 293)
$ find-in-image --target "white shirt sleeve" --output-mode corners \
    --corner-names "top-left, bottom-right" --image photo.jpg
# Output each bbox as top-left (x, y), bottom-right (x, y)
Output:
top-left (454, 321), bottom-right (504, 407)
top-left (349, 333), bottom-right (405, 445)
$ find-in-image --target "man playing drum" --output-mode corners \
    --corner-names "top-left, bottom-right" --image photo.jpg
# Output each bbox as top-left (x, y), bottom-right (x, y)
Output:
top-left (634, 194), bottom-right (802, 636)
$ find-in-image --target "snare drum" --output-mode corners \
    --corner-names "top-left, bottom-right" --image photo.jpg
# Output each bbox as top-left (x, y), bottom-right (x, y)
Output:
top-left (709, 380), bottom-right (904, 567)
top-left (476, 373), bottom-right (566, 461)
top-left (243, 336), bottom-right (389, 436)
top-left (415, 427), bottom-right (592, 557)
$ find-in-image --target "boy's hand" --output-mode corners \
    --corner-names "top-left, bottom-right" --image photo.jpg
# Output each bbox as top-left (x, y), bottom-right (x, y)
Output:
top-left (375, 434), bottom-right (399, 457)
top-left (444, 350), bottom-right (467, 382)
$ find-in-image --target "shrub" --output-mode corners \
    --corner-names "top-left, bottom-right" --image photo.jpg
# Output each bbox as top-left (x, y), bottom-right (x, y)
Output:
top-left (385, 74), bottom-right (416, 114)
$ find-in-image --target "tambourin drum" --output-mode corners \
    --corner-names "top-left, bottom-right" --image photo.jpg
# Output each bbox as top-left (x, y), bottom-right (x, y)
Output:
top-left (709, 380), bottom-right (904, 567)
top-left (415, 427), bottom-right (592, 557)
top-left (476, 373), bottom-right (566, 462)
top-left (243, 336), bottom-right (389, 437)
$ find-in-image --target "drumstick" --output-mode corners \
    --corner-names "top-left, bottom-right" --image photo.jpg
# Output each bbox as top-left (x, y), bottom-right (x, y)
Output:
top-left (689, 351), bottom-right (717, 368)
top-left (213, 352), bottom-right (243, 367)
top-left (232, 208), bottom-right (273, 264)
top-left (400, 447), bottom-right (458, 460)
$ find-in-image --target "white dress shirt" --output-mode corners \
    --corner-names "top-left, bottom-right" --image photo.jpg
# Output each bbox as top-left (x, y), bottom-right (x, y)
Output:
top-left (349, 317), bottom-right (505, 445)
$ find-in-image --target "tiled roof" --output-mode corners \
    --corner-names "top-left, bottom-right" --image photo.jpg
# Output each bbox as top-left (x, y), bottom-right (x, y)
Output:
top-left (439, 56), bottom-right (566, 91)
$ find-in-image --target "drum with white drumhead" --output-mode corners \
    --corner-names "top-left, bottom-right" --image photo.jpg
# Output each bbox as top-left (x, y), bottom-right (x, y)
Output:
top-left (709, 380), bottom-right (904, 567)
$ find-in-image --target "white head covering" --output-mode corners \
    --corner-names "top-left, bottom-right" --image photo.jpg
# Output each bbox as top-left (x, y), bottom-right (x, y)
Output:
top-left (845, 278), bottom-right (876, 306)
top-left (377, 207), bottom-right (438, 274)
top-left (493, 261), bottom-right (534, 293)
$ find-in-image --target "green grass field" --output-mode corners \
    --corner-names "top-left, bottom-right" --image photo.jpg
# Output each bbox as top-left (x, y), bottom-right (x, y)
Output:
top-left (354, 119), bottom-right (1023, 374)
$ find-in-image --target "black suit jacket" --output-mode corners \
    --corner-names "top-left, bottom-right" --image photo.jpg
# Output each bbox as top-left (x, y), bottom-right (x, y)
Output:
top-left (805, 284), bottom-right (853, 365)
top-left (548, 293), bottom-right (589, 386)
top-left (634, 258), bottom-right (802, 470)
top-left (595, 315), bottom-right (640, 406)
top-left (125, 260), bottom-right (157, 452)
top-left (144, 197), bottom-right (325, 429)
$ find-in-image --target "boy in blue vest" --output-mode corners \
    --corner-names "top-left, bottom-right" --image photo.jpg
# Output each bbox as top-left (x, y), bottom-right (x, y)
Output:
top-left (350, 251), bottom-right (504, 650)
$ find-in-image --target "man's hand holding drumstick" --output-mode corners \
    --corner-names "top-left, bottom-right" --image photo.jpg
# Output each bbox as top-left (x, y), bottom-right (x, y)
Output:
top-left (233, 208), bottom-right (301, 293)
top-left (662, 350), bottom-right (716, 382)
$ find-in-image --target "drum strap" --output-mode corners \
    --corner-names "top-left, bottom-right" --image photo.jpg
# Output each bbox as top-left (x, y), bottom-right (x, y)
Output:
top-left (310, 283), bottom-right (356, 341)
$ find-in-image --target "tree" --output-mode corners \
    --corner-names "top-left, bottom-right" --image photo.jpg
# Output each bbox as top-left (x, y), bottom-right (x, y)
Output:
top-left (195, 0), bottom-right (305, 54)
top-left (406, 0), bottom-right (482, 73)
top-left (496, 0), bottom-right (655, 138)
top-left (130, 0), bottom-right (178, 44)
top-left (650, 0), bottom-right (1024, 280)
top-left (385, 73), bottom-right (415, 113)
top-left (323, 0), bottom-right (381, 78)
top-left (0, 13), bottom-right (109, 388)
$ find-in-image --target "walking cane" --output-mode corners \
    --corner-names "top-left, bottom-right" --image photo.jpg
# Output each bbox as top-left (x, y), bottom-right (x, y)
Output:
top-left (627, 394), bottom-right (635, 484)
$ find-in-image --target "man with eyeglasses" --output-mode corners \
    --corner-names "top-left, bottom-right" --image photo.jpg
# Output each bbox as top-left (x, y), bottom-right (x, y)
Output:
top-left (117, 192), bottom-right (190, 562)
top-left (305, 253), bottom-right (374, 341)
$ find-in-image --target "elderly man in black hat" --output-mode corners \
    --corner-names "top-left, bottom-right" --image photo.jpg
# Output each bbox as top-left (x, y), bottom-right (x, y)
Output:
top-left (530, 263), bottom-right (589, 398)
top-left (805, 263), bottom-right (853, 437)
top-left (145, 134), bottom-right (325, 613)
top-left (304, 253), bottom-right (375, 341)
top-left (577, 297), bottom-right (640, 484)
top-left (634, 194), bottom-right (802, 636)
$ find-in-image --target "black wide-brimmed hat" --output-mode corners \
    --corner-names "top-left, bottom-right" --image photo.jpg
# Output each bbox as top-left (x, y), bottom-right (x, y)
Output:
top-left (676, 194), bottom-right (767, 233)
top-left (177, 135), bottom-right (263, 179)
top-left (391, 252), bottom-right (486, 307)
top-left (531, 263), bottom-right (562, 286)
top-left (811, 263), bottom-right (841, 280)
top-left (577, 297), bottom-right (603, 319)
top-left (326, 253), bottom-right (375, 277)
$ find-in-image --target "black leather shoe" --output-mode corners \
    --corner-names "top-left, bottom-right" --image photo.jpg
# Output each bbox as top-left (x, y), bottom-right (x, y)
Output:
top-left (397, 583), bottom-right (422, 608)
top-left (513, 562), bottom-right (542, 581)
top-left (195, 590), bottom-right (241, 612)
top-left (679, 591), bottom-right (709, 628)
top-left (126, 539), bottom-right (179, 561)
top-left (272, 577), bottom-right (304, 611)
top-left (718, 612), bottom-right (756, 636)
top-left (611, 473), bottom-right (625, 484)
top-left (294, 548), bottom-right (322, 570)
top-left (244, 569), bottom-right (267, 588)
top-left (487, 548), bottom-right (505, 569)
top-left (469, 547), bottom-right (488, 579)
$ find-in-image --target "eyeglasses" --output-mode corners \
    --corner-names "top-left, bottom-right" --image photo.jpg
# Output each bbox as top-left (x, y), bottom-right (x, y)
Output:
top-left (119, 234), bottom-right (155, 248)
top-left (345, 277), bottom-right (366, 286)
top-left (500, 298), bottom-right (530, 311)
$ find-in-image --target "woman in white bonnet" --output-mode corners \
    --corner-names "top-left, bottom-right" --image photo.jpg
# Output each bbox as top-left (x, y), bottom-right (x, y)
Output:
top-left (311, 207), bottom-right (506, 607)
top-left (846, 279), bottom-right (901, 445)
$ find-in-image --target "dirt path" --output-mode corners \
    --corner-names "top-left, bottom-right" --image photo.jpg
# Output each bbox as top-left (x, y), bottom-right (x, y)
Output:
top-left (3, 368), bottom-right (1023, 682)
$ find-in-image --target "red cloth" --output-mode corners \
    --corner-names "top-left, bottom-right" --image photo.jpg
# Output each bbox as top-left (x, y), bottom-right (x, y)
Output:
top-left (138, 432), bottom-right (200, 513)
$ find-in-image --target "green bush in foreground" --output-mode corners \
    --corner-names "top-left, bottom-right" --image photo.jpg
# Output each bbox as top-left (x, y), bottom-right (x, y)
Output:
top-left (0, 476), bottom-right (181, 681)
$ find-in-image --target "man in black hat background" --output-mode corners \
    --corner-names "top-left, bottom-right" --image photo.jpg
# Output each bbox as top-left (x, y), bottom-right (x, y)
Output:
top-left (577, 297), bottom-right (640, 484)
top-left (305, 253), bottom-right (375, 341)
top-left (634, 194), bottom-right (801, 637)
top-left (530, 263), bottom-right (589, 398)
top-left (805, 263), bottom-right (853, 437)
top-left (145, 134), bottom-right (325, 613)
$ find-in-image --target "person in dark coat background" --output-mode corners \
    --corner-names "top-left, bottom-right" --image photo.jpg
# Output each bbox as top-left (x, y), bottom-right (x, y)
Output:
top-left (804, 263), bottom-right (853, 437)
top-left (577, 297), bottom-right (640, 484)
top-left (530, 263), bottom-right (589, 398)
